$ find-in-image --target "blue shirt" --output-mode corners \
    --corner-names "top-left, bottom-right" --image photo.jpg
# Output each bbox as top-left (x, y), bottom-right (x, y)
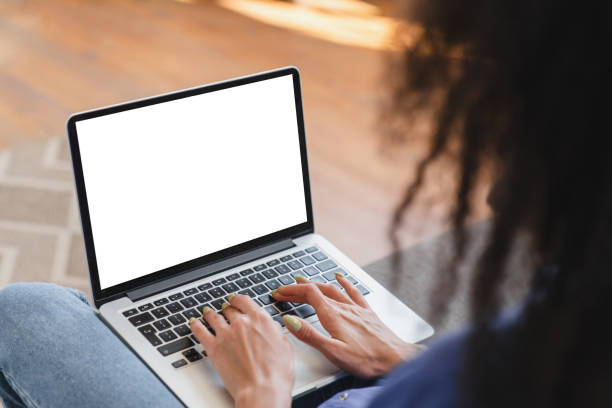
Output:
top-left (318, 329), bottom-right (466, 408)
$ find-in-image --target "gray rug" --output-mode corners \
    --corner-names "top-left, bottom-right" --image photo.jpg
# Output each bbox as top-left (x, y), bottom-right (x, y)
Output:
top-left (0, 138), bottom-right (90, 295)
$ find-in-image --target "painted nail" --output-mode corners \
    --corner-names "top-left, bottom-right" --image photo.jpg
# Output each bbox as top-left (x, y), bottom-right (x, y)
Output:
top-left (270, 285), bottom-right (285, 296)
top-left (334, 271), bottom-right (343, 279)
top-left (221, 302), bottom-right (230, 310)
top-left (189, 317), bottom-right (196, 325)
top-left (282, 315), bottom-right (302, 332)
top-left (228, 293), bottom-right (236, 302)
top-left (202, 306), bottom-right (212, 315)
top-left (294, 275), bottom-right (308, 283)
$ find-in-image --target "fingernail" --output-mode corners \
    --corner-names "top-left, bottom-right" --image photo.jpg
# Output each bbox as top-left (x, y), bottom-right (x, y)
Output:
top-left (202, 306), bottom-right (212, 315)
top-left (189, 317), bottom-right (196, 325)
top-left (334, 271), bottom-right (343, 279)
top-left (221, 302), bottom-right (230, 310)
top-left (270, 285), bottom-right (285, 296)
top-left (283, 315), bottom-right (302, 331)
top-left (228, 293), bottom-right (236, 302)
top-left (295, 275), bottom-right (308, 282)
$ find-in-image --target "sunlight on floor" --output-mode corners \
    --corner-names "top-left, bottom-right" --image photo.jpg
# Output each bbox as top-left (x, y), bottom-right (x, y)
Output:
top-left (215, 0), bottom-right (412, 50)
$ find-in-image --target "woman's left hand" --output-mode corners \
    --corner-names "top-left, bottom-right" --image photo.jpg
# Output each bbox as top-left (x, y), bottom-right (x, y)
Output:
top-left (189, 294), bottom-right (294, 408)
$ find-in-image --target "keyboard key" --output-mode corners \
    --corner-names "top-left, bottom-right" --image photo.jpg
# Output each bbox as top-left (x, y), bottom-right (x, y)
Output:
top-left (199, 303), bottom-right (211, 314)
top-left (212, 278), bottom-right (226, 286)
top-left (159, 330), bottom-right (178, 342)
top-left (254, 264), bottom-right (266, 271)
top-left (296, 305), bottom-right (316, 318)
top-left (300, 256), bottom-right (316, 266)
top-left (311, 276), bottom-right (326, 284)
top-left (154, 319), bottom-right (171, 331)
top-left (275, 264), bottom-right (291, 274)
top-left (344, 274), bottom-right (358, 285)
top-left (262, 269), bottom-right (278, 279)
top-left (183, 348), bottom-right (203, 362)
top-left (303, 266), bottom-right (319, 276)
top-left (208, 288), bottom-right (226, 298)
top-left (227, 273), bottom-right (241, 281)
top-left (291, 271), bottom-right (305, 279)
top-left (274, 302), bottom-right (293, 312)
top-left (313, 252), bottom-right (328, 261)
top-left (194, 292), bottom-right (212, 303)
top-left (122, 308), bottom-right (137, 317)
top-left (197, 283), bottom-right (213, 291)
top-left (174, 324), bottom-right (191, 337)
top-left (356, 285), bottom-right (370, 295)
top-left (168, 314), bottom-right (186, 326)
top-left (221, 282), bottom-right (239, 293)
top-left (322, 271), bottom-right (336, 281)
top-left (278, 275), bottom-right (295, 285)
top-left (128, 312), bottom-right (154, 327)
top-left (169, 293), bottom-right (184, 301)
top-left (305, 246), bottom-right (318, 253)
top-left (172, 359), bottom-right (187, 368)
top-left (240, 268), bottom-right (254, 276)
top-left (151, 307), bottom-right (169, 319)
top-left (138, 324), bottom-right (162, 346)
top-left (280, 255), bottom-right (293, 262)
top-left (266, 259), bottom-right (280, 267)
top-left (292, 250), bottom-right (305, 258)
top-left (258, 294), bottom-right (274, 305)
top-left (252, 284), bottom-right (268, 295)
top-left (265, 306), bottom-right (279, 316)
top-left (273, 315), bottom-right (284, 326)
top-left (249, 273), bottom-right (265, 284)
top-left (316, 260), bottom-right (337, 272)
top-left (180, 297), bottom-right (198, 308)
top-left (287, 260), bottom-right (302, 270)
top-left (153, 298), bottom-right (169, 306)
top-left (192, 334), bottom-right (200, 344)
top-left (235, 278), bottom-right (252, 289)
top-left (331, 268), bottom-right (347, 276)
top-left (157, 337), bottom-right (194, 356)
top-left (184, 288), bottom-right (198, 296)
top-left (265, 280), bottom-right (282, 290)
top-left (166, 302), bottom-right (184, 314)
top-left (183, 309), bottom-right (200, 319)
top-left (238, 288), bottom-right (256, 298)
top-left (211, 299), bottom-right (225, 311)
top-left (138, 303), bottom-right (154, 312)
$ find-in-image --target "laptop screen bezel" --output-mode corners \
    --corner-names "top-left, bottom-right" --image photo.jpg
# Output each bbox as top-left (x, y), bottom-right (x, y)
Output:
top-left (66, 67), bottom-right (314, 306)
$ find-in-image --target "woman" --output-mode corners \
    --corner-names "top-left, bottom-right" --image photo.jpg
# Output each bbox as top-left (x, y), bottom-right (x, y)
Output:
top-left (1, 0), bottom-right (610, 407)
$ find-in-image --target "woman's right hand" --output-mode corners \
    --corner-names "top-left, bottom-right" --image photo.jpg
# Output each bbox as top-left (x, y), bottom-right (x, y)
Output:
top-left (271, 274), bottom-right (425, 378)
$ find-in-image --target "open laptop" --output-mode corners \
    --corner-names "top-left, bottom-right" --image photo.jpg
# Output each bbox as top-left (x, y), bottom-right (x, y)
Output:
top-left (66, 66), bottom-right (434, 407)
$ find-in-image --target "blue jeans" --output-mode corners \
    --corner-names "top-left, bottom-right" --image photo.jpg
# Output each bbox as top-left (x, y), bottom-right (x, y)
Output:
top-left (0, 283), bottom-right (182, 407)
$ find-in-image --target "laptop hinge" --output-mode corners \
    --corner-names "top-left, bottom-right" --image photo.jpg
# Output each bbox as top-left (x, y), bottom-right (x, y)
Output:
top-left (126, 238), bottom-right (296, 303)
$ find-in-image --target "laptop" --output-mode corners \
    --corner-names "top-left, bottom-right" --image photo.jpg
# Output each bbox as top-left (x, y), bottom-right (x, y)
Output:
top-left (66, 66), bottom-right (434, 407)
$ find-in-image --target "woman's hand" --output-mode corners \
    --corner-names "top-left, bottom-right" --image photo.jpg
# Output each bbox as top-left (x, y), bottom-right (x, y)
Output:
top-left (189, 294), bottom-right (294, 408)
top-left (272, 274), bottom-right (425, 378)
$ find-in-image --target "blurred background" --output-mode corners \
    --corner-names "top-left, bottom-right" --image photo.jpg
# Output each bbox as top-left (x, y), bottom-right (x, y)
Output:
top-left (0, 0), bottom-right (486, 295)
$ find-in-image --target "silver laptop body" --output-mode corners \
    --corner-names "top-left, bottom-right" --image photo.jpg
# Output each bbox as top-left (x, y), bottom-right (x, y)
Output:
top-left (67, 67), bottom-right (433, 407)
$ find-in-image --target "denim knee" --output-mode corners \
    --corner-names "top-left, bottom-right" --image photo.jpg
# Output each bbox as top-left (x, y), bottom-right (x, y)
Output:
top-left (0, 282), bottom-right (89, 322)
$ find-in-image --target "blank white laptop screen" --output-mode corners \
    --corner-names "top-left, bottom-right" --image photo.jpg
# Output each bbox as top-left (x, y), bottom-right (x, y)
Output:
top-left (75, 75), bottom-right (307, 290)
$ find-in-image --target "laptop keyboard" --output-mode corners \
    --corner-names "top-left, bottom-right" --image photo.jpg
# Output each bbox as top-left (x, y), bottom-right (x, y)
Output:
top-left (121, 246), bottom-right (370, 368)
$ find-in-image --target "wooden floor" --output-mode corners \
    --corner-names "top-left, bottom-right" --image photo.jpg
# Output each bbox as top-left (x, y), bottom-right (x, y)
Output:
top-left (0, 0), bottom-right (476, 265)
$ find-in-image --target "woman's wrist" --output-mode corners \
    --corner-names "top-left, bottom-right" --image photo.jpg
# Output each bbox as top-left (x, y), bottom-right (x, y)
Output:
top-left (235, 383), bottom-right (292, 408)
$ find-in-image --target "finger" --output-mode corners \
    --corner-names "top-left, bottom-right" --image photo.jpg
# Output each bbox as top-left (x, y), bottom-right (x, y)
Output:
top-left (189, 317), bottom-right (214, 350)
top-left (335, 273), bottom-right (368, 308)
top-left (276, 278), bottom-right (351, 305)
top-left (227, 293), bottom-right (260, 316)
top-left (282, 314), bottom-right (345, 361)
top-left (270, 282), bottom-right (328, 310)
top-left (221, 302), bottom-right (242, 323)
top-left (202, 304), bottom-right (228, 330)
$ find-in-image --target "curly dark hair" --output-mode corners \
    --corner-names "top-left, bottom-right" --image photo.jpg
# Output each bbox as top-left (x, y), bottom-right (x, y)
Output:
top-left (387, 0), bottom-right (612, 407)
